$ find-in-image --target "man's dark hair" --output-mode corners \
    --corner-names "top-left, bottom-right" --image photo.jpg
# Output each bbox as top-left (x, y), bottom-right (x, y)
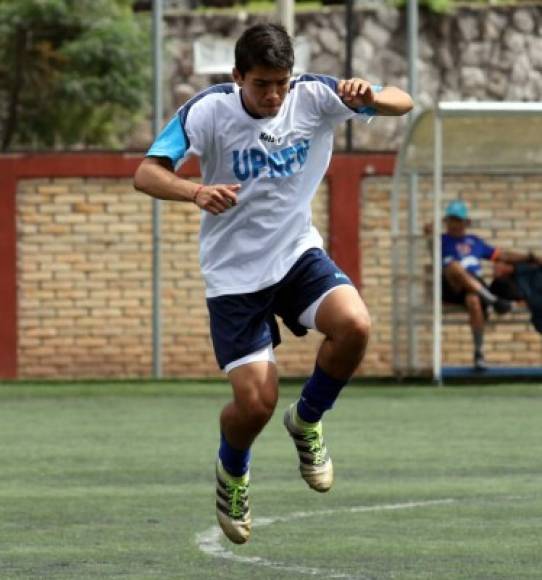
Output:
top-left (235, 23), bottom-right (294, 76)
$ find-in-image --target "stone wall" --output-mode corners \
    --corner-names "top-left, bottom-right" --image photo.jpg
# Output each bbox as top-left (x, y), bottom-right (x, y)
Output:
top-left (153, 4), bottom-right (542, 151)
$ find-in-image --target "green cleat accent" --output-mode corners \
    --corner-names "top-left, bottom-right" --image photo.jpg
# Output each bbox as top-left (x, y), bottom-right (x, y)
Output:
top-left (283, 403), bottom-right (334, 492)
top-left (215, 460), bottom-right (251, 544)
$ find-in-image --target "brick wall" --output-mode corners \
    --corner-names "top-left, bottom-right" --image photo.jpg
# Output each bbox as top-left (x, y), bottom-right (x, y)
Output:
top-left (16, 177), bottom-right (329, 379)
top-left (18, 178), bottom-right (153, 377)
top-left (360, 179), bottom-right (393, 376)
top-left (15, 171), bottom-right (542, 379)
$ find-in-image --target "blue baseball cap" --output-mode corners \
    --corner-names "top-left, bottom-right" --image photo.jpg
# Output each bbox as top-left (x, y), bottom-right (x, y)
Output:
top-left (445, 200), bottom-right (469, 220)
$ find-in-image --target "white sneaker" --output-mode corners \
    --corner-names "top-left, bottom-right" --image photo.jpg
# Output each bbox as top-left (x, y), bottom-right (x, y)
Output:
top-left (215, 460), bottom-right (251, 544)
top-left (283, 403), bottom-right (334, 493)
top-left (474, 352), bottom-right (488, 371)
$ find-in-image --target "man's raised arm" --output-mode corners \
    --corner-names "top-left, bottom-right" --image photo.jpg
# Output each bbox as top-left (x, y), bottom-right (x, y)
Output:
top-left (337, 77), bottom-right (413, 116)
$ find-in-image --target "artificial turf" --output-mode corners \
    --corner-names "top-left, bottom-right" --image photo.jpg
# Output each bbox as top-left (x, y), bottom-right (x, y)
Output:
top-left (1, 381), bottom-right (541, 579)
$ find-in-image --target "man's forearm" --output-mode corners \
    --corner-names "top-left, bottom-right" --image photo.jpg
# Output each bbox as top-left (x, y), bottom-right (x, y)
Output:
top-left (499, 249), bottom-right (539, 264)
top-left (133, 159), bottom-right (199, 203)
top-left (373, 87), bottom-right (414, 116)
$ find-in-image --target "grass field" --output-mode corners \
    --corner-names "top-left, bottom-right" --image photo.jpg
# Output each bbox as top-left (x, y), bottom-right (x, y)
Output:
top-left (1, 381), bottom-right (542, 579)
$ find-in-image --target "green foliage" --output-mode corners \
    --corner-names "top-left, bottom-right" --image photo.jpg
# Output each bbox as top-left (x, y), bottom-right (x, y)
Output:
top-left (391, 0), bottom-right (450, 13)
top-left (0, 0), bottom-right (150, 150)
top-left (393, 0), bottom-right (516, 13)
top-left (418, 0), bottom-right (449, 12)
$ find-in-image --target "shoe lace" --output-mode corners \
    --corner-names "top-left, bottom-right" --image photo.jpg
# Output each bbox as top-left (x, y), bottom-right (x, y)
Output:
top-left (226, 480), bottom-right (248, 518)
top-left (302, 424), bottom-right (327, 465)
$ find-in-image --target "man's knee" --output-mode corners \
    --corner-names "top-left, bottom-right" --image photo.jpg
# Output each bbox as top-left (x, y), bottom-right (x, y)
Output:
top-left (445, 261), bottom-right (465, 274)
top-left (242, 390), bottom-right (277, 429)
top-left (334, 311), bottom-right (372, 351)
top-left (444, 262), bottom-right (461, 281)
top-left (230, 370), bottom-right (279, 429)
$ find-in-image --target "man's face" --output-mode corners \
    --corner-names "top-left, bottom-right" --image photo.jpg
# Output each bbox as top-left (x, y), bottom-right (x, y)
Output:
top-left (445, 216), bottom-right (468, 236)
top-left (233, 66), bottom-right (291, 118)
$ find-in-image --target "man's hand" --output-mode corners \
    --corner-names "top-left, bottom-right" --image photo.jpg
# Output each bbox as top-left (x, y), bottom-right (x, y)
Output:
top-left (337, 77), bottom-right (375, 109)
top-left (194, 184), bottom-right (241, 215)
top-left (337, 80), bottom-right (414, 116)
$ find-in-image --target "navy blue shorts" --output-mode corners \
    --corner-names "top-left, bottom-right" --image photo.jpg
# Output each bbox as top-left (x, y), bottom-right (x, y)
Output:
top-left (207, 248), bottom-right (354, 369)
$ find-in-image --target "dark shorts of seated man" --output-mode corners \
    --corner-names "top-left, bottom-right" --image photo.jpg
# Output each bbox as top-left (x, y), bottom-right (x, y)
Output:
top-left (442, 274), bottom-right (490, 317)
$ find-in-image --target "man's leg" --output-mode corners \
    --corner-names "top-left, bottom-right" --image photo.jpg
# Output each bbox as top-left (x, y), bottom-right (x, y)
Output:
top-left (297, 284), bottom-right (370, 420)
top-left (222, 360), bottom-right (279, 451)
top-left (444, 262), bottom-right (511, 314)
top-left (444, 261), bottom-right (511, 369)
top-left (284, 285), bottom-right (370, 492)
top-left (464, 292), bottom-right (487, 370)
top-left (216, 358), bottom-right (278, 544)
top-left (314, 285), bottom-right (371, 378)
top-left (444, 261), bottom-right (482, 294)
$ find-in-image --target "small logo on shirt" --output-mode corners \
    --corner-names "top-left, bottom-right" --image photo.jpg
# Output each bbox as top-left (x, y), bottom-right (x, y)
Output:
top-left (456, 242), bottom-right (472, 256)
top-left (335, 272), bottom-right (349, 280)
top-left (259, 131), bottom-right (283, 145)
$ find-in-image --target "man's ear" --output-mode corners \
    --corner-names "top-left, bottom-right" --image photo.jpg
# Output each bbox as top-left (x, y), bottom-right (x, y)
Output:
top-left (232, 68), bottom-right (243, 87)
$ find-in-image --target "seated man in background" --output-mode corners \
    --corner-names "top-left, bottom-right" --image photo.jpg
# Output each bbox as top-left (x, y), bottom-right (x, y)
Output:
top-left (438, 200), bottom-right (537, 370)
top-left (491, 259), bottom-right (542, 334)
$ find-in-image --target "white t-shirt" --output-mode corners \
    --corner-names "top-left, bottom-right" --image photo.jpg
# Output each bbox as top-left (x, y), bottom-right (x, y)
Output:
top-left (147, 74), bottom-right (379, 298)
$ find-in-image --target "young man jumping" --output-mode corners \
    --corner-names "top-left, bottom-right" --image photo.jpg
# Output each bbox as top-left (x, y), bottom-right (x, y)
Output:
top-left (134, 23), bottom-right (413, 544)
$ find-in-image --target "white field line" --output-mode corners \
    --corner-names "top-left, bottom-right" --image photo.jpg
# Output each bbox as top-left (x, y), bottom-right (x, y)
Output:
top-left (196, 498), bottom-right (456, 579)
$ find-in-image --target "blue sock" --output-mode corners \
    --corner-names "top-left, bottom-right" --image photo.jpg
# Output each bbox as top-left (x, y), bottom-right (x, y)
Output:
top-left (296, 364), bottom-right (348, 423)
top-left (218, 432), bottom-right (251, 477)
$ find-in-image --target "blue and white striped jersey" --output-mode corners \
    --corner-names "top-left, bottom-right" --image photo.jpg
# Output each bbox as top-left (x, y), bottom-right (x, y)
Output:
top-left (147, 74), bottom-right (379, 297)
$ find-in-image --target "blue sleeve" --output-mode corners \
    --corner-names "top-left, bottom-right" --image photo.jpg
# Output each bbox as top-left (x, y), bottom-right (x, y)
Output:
top-left (146, 115), bottom-right (188, 166)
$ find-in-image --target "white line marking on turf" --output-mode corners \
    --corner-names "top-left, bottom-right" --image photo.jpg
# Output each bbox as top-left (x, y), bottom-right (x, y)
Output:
top-left (196, 498), bottom-right (456, 579)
